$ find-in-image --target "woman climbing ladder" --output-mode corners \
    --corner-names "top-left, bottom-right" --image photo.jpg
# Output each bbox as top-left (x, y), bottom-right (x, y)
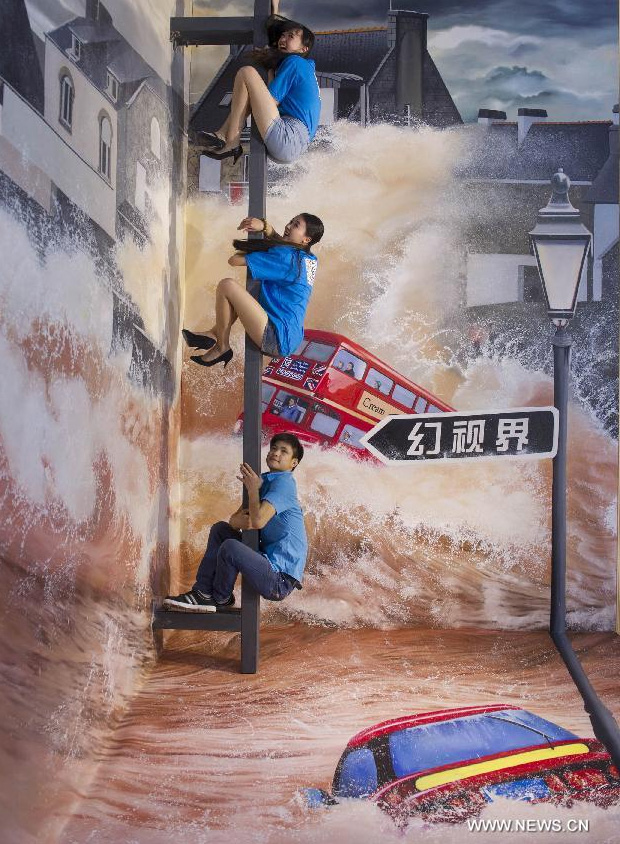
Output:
top-left (183, 213), bottom-right (324, 368)
top-left (197, 8), bottom-right (321, 165)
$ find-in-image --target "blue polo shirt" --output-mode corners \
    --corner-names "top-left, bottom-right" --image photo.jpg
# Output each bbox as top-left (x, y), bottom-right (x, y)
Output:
top-left (245, 245), bottom-right (317, 357)
top-left (259, 470), bottom-right (307, 584)
top-left (268, 54), bottom-right (321, 140)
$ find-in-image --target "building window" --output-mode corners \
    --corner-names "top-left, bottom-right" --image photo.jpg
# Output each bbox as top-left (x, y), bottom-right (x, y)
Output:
top-left (135, 161), bottom-right (146, 212)
top-left (99, 116), bottom-right (112, 180)
top-left (150, 117), bottom-right (161, 159)
top-left (106, 71), bottom-right (119, 102)
top-left (70, 33), bottom-right (82, 61)
top-left (59, 74), bottom-right (74, 129)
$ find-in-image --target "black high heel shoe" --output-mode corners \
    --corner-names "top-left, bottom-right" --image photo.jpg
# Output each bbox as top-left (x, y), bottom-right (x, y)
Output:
top-left (190, 348), bottom-right (233, 368)
top-left (194, 131), bottom-right (226, 150)
top-left (182, 328), bottom-right (216, 351)
top-left (202, 145), bottom-right (243, 164)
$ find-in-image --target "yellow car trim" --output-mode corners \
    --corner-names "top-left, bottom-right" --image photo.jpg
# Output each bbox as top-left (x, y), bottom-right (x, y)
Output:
top-left (415, 743), bottom-right (590, 791)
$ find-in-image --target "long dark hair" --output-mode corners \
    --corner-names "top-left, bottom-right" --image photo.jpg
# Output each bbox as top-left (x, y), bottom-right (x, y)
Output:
top-left (233, 213), bottom-right (324, 255)
top-left (250, 15), bottom-right (315, 71)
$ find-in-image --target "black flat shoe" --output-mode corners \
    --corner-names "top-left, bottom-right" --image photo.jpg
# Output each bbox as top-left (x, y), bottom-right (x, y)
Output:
top-left (193, 130), bottom-right (226, 150)
top-left (202, 145), bottom-right (243, 164)
top-left (190, 348), bottom-right (234, 368)
top-left (182, 328), bottom-right (216, 351)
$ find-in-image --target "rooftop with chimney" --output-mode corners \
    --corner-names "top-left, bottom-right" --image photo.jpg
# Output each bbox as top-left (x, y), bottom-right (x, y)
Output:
top-left (47, 0), bottom-right (167, 107)
top-left (190, 8), bottom-right (462, 133)
top-left (461, 106), bottom-right (615, 183)
top-left (584, 104), bottom-right (619, 205)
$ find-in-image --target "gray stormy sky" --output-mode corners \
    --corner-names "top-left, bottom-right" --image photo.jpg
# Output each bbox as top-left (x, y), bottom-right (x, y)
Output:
top-left (283, 0), bottom-right (619, 121)
top-left (23, 1), bottom-right (619, 121)
top-left (191, 0), bottom-right (618, 121)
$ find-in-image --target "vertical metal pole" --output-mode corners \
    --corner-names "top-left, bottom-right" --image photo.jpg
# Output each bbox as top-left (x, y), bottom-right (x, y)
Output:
top-left (550, 325), bottom-right (571, 638)
top-left (549, 324), bottom-right (620, 766)
top-left (240, 0), bottom-right (270, 674)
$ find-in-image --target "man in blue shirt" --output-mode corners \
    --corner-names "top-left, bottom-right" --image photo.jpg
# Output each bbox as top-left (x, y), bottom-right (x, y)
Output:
top-left (163, 433), bottom-right (308, 612)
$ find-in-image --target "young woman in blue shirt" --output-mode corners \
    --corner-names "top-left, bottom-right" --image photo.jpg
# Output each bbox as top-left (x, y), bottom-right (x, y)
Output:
top-left (183, 212), bottom-right (324, 368)
top-left (198, 12), bottom-right (321, 165)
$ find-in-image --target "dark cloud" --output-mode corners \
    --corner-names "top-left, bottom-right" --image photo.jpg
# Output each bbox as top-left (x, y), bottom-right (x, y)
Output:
top-left (477, 67), bottom-right (554, 114)
top-left (485, 66), bottom-right (548, 85)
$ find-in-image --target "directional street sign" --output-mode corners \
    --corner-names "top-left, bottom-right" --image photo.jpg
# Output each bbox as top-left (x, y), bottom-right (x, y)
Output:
top-left (361, 407), bottom-right (558, 464)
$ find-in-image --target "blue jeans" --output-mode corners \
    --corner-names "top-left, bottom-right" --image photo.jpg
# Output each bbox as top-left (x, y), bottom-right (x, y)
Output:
top-left (193, 521), bottom-right (295, 603)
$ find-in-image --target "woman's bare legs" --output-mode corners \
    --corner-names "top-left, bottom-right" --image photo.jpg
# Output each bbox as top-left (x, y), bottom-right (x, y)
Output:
top-left (215, 67), bottom-right (280, 152)
top-left (196, 278), bottom-right (269, 363)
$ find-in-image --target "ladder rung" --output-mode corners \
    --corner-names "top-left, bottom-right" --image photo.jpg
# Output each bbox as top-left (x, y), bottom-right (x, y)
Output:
top-left (152, 600), bottom-right (242, 632)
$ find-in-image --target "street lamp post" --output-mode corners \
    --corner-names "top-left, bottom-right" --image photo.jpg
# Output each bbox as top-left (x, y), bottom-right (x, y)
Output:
top-left (529, 169), bottom-right (620, 766)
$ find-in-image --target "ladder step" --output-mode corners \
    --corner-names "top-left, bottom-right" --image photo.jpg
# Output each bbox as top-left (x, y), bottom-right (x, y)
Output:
top-left (152, 599), bottom-right (242, 632)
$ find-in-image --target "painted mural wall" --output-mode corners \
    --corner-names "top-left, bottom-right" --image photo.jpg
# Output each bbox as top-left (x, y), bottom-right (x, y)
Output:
top-left (0, 0), bottom-right (618, 841)
top-left (0, 0), bottom-right (189, 839)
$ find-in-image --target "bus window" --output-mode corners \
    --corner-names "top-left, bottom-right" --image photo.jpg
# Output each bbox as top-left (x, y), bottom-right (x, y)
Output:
top-left (332, 350), bottom-right (365, 380)
top-left (365, 367), bottom-right (393, 395)
top-left (310, 406), bottom-right (341, 437)
top-left (262, 383), bottom-right (276, 412)
top-left (392, 384), bottom-right (416, 409)
top-left (338, 425), bottom-right (366, 450)
top-left (414, 395), bottom-right (427, 413)
top-left (271, 390), bottom-right (309, 424)
top-left (302, 340), bottom-right (336, 362)
top-left (426, 404), bottom-right (442, 414)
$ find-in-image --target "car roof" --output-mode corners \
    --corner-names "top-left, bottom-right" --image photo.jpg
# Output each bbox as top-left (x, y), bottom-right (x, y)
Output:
top-left (346, 705), bottom-right (521, 749)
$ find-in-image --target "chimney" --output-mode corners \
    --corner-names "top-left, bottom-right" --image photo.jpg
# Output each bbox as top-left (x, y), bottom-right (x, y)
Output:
top-left (85, 0), bottom-right (112, 26)
top-left (388, 9), bottom-right (428, 120)
top-left (613, 103), bottom-right (619, 127)
top-left (477, 108), bottom-right (507, 125)
top-left (518, 107), bottom-right (547, 145)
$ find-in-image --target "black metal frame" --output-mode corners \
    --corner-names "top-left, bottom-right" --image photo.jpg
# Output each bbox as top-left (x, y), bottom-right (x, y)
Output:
top-left (154, 0), bottom-right (271, 673)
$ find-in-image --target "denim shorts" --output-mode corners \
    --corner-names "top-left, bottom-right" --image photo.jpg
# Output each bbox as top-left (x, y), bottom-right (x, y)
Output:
top-left (264, 115), bottom-right (310, 164)
top-left (261, 320), bottom-right (281, 357)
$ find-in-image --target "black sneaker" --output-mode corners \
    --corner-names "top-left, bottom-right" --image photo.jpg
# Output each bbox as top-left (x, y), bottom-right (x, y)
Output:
top-left (215, 595), bottom-right (236, 612)
top-left (163, 589), bottom-right (216, 613)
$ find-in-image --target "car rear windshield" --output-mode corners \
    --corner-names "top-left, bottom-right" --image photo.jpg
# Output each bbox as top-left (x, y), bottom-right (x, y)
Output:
top-left (389, 711), bottom-right (577, 780)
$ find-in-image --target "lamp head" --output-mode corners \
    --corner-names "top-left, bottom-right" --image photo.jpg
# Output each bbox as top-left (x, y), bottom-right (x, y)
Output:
top-left (528, 169), bottom-right (592, 325)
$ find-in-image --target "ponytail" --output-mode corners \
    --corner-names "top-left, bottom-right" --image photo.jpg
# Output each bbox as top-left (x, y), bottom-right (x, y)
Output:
top-left (232, 213), bottom-right (323, 256)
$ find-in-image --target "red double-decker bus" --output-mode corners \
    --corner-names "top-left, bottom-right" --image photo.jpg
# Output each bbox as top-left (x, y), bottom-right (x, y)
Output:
top-left (234, 329), bottom-right (454, 458)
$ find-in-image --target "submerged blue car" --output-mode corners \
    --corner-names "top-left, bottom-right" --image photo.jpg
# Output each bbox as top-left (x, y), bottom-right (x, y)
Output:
top-left (303, 704), bottom-right (620, 824)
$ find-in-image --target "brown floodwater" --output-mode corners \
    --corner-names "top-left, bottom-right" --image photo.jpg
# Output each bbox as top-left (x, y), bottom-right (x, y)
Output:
top-left (58, 628), bottom-right (620, 844)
